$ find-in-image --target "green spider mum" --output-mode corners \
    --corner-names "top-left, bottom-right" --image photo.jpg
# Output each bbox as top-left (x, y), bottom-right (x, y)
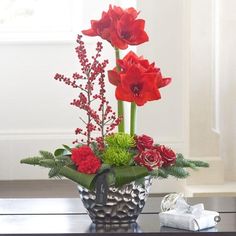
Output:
top-left (105, 133), bottom-right (135, 149)
top-left (103, 147), bottom-right (132, 166)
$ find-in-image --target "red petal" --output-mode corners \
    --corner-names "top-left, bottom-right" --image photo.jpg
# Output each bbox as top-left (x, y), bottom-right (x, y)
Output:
top-left (81, 28), bottom-right (97, 36)
top-left (133, 19), bottom-right (145, 30)
top-left (126, 7), bottom-right (139, 18)
top-left (110, 32), bottom-right (128, 49)
top-left (115, 85), bottom-right (133, 102)
top-left (108, 70), bottom-right (120, 86)
top-left (159, 77), bottom-right (172, 88)
top-left (134, 96), bottom-right (147, 106)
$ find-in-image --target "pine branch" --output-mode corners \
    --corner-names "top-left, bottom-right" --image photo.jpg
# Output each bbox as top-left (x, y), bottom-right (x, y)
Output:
top-left (39, 159), bottom-right (57, 168)
top-left (164, 166), bottom-right (190, 179)
top-left (55, 156), bottom-right (73, 165)
top-left (20, 157), bottom-right (42, 166)
top-left (175, 154), bottom-right (197, 169)
top-left (156, 168), bottom-right (168, 178)
top-left (189, 160), bottom-right (209, 168)
top-left (39, 150), bottom-right (54, 159)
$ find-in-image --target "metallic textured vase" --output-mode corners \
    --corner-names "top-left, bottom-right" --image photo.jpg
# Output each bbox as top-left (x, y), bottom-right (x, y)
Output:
top-left (78, 176), bottom-right (152, 224)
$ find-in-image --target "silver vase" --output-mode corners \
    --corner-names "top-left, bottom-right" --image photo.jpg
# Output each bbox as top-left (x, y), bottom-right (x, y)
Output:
top-left (78, 176), bottom-right (152, 224)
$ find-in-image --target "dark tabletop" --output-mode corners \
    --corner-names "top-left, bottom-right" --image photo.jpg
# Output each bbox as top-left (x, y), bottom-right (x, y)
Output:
top-left (0, 197), bottom-right (236, 235)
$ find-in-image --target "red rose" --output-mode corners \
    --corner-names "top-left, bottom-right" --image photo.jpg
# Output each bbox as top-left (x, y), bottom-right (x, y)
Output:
top-left (108, 51), bottom-right (171, 106)
top-left (136, 134), bottom-right (154, 151)
top-left (156, 145), bottom-right (176, 166)
top-left (71, 146), bottom-right (94, 165)
top-left (134, 149), bottom-right (163, 171)
top-left (82, 5), bottom-right (149, 49)
top-left (77, 155), bottom-right (101, 174)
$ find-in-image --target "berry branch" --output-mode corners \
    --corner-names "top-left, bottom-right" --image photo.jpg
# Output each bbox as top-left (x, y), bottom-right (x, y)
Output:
top-left (54, 35), bottom-right (122, 147)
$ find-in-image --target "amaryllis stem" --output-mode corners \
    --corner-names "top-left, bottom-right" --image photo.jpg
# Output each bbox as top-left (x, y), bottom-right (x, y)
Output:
top-left (115, 47), bottom-right (125, 133)
top-left (130, 102), bottom-right (137, 136)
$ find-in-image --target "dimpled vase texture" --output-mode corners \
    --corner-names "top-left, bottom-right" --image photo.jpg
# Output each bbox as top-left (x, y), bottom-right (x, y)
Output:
top-left (78, 176), bottom-right (152, 224)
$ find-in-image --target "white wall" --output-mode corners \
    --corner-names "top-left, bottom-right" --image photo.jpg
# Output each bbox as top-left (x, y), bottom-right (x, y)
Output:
top-left (218, 0), bottom-right (236, 181)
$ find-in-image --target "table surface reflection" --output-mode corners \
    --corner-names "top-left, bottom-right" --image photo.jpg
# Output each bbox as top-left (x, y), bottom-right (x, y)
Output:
top-left (0, 197), bottom-right (236, 235)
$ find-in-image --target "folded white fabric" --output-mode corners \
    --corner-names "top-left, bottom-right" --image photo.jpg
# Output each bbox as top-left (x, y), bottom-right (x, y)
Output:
top-left (159, 197), bottom-right (220, 231)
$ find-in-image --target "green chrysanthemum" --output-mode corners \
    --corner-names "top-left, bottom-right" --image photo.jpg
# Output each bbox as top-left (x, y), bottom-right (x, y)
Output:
top-left (105, 133), bottom-right (135, 149)
top-left (103, 147), bottom-right (132, 166)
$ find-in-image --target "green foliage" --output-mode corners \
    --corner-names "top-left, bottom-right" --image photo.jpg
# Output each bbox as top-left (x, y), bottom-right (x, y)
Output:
top-left (90, 142), bottom-right (103, 159)
top-left (154, 169), bottom-right (168, 178)
top-left (151, 154), bottom-right (209, 179)
top-left (103, 147), bottom-right (132, 166)
top-left (105, 133), bottom-right (135, 149)
top-left (175, 153), bottom-right (197, 169)
top-left (20, 157), bottom-right (42, 166)
top-left (59, 166), bottom-right (96, 190)
top-left (165, 166), bottom-right (190, 178)
top-left (113, 166), bottom-right (149, 187)
top-left (54, 148), bottom-right (69, 157)
top-left (20, 150), bottom-right (96, 190)
top-left (98, 164), bottom-right (111, 173)
top-left (62, 144), bottom-right (72, 152)
top-left (189, 160), bottom-right (209, 168)
top-left (39, 151), bottom-right (54, 159)
top-left (21, 150), bottom-right (74, 179)
top-left (20, 143), bottom-right (210, 189)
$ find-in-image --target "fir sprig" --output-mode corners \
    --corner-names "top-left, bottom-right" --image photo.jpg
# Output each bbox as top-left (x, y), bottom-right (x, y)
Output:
top-left (150, 154), bottom-right (209, 179)
top-left (20, 150), bottom-right (74, 179)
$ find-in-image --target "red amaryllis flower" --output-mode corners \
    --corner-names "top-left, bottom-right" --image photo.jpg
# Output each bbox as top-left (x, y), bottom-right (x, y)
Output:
top-left (136, 134), bottom-right (154, 151)
top-left (155, 145), bottom-right (176, 166)
top-left (108, 51), bottom-right (172, 106)
top-left (116, 65), bottom-right (161, 106)
top-left (77, 155), bottom-right (101, 174)
top-left (82, 5), bottom-right (149, 49)
top-left (134, 149), bottom-right (163, 171)
top-left (108, 51), bottom-right (171, 88)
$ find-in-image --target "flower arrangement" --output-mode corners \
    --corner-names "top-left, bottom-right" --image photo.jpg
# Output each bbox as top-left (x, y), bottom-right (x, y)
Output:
top-left (21, 5), bottom-right (208, 191)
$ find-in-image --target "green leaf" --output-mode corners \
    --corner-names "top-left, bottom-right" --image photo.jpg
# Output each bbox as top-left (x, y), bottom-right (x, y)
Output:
top-left (113, 166), bottom-right (149, 187)
top-left (134, 177), bottom-right (147, 186)
top-left (54, 148), bottom-right (70, 157)
top-left (107, 172), bottom-right (115, 186)
top-left (59, 166), bottom-right (96, 190)
top-left (62, 144), bottom-right (72, 152)
top-left (98, 164), bottom-right (111, 173)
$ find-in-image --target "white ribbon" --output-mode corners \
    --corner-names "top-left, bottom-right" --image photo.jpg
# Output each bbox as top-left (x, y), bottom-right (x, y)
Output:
top-left (175, 197), bottom-right (204, 218)
top-left (159, 195), bottom-right (220, 231)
